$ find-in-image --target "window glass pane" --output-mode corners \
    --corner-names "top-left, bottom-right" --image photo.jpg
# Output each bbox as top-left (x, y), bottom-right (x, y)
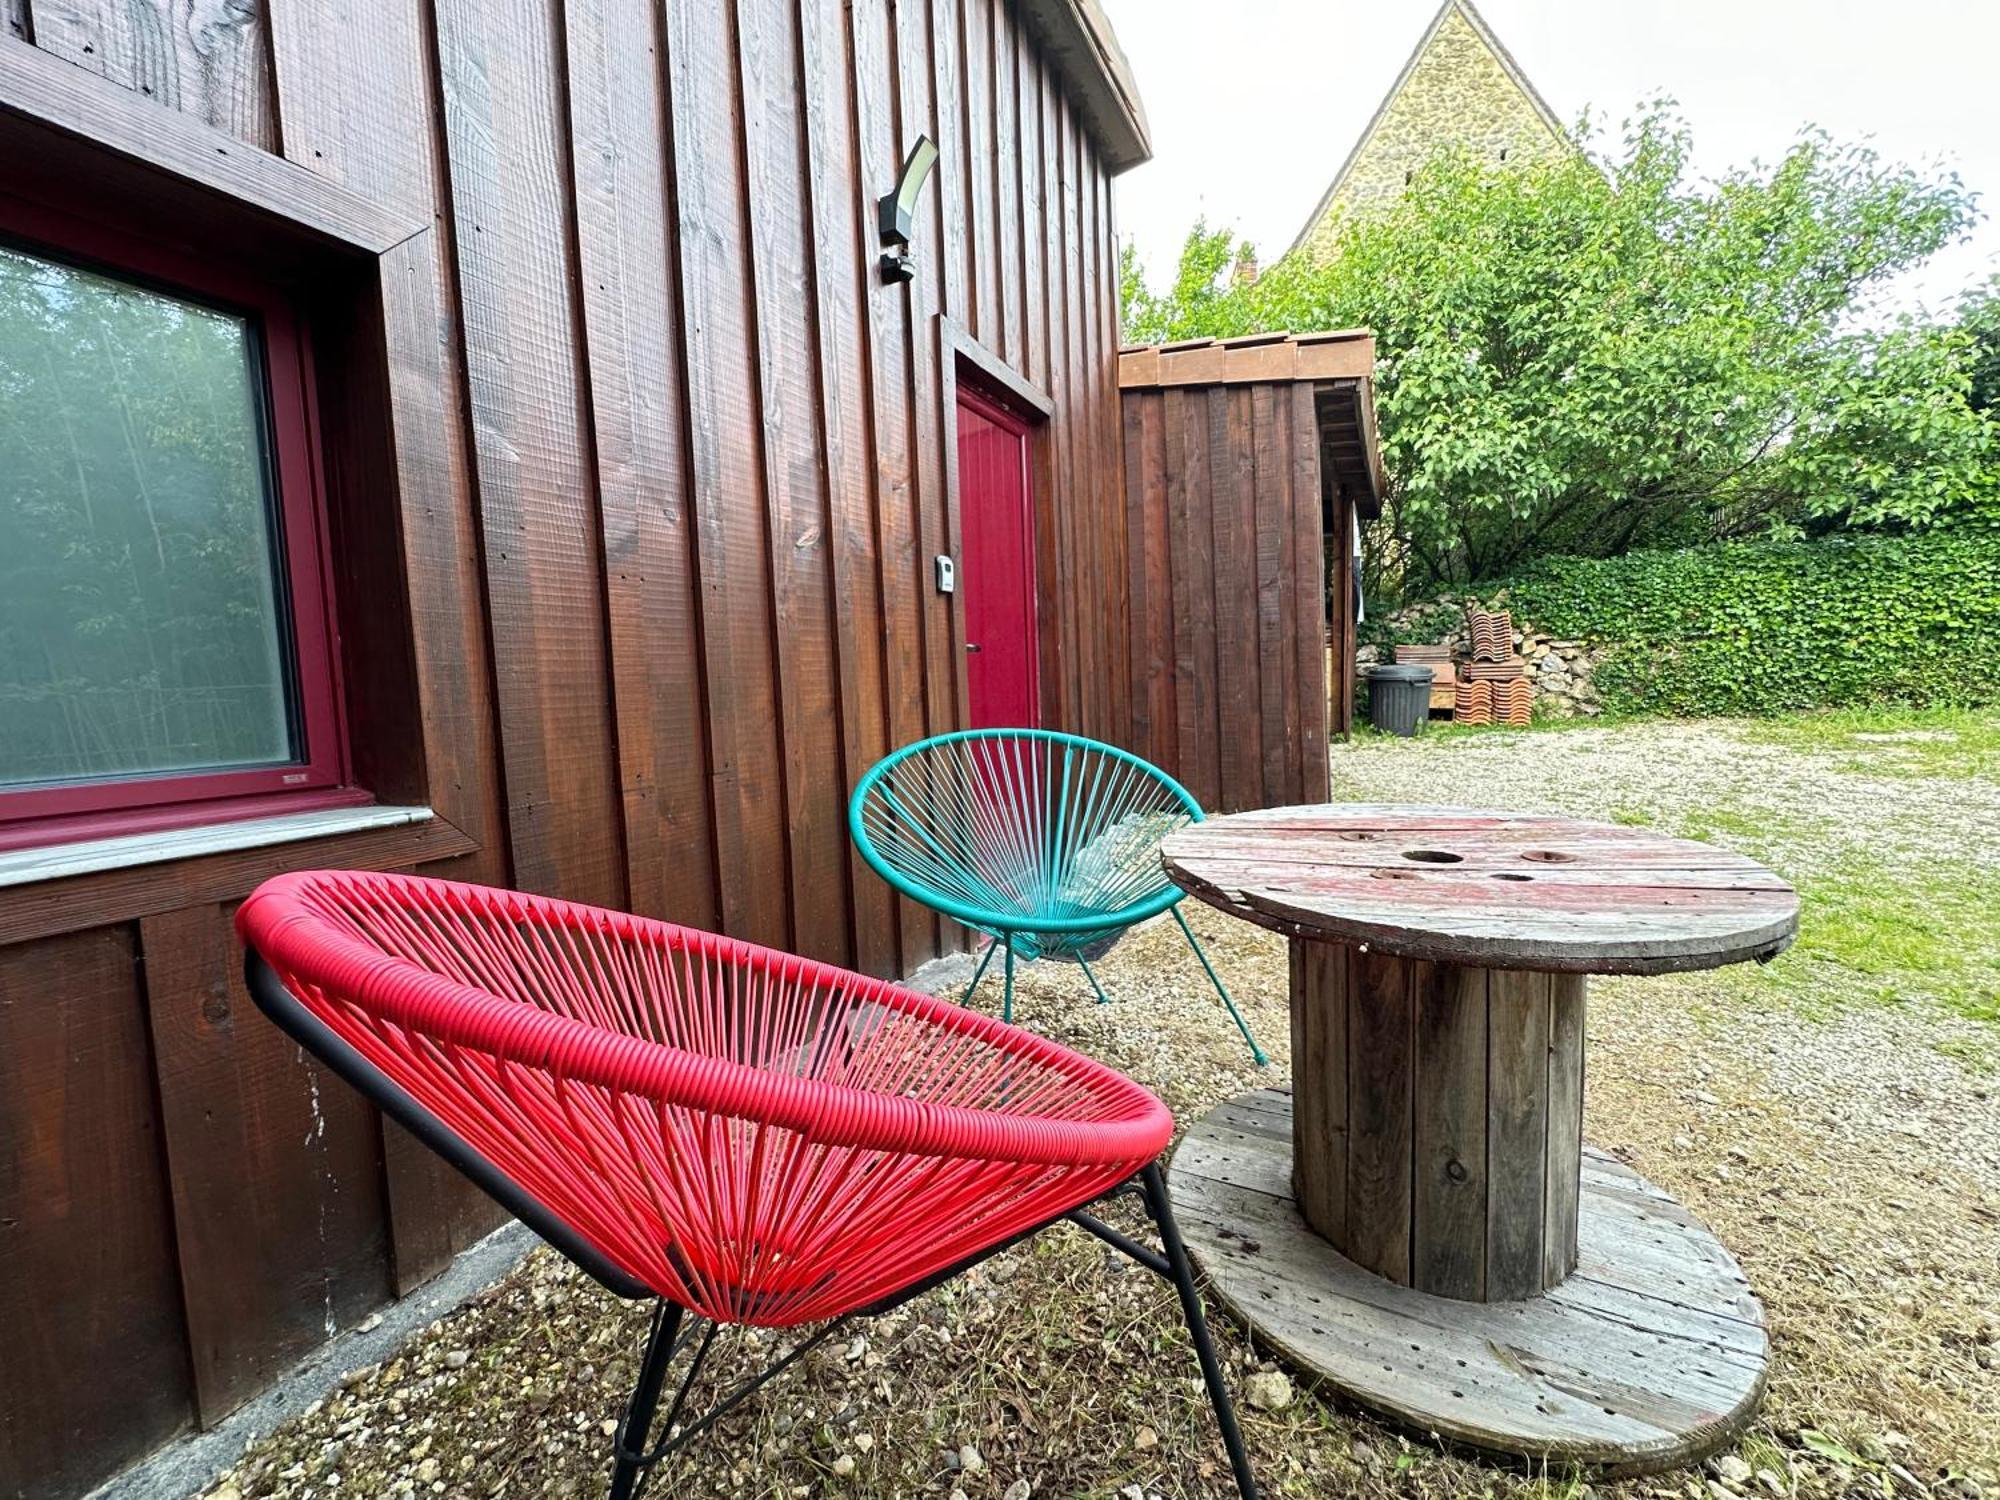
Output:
top-left (0, 241), bottom-right (296, 790)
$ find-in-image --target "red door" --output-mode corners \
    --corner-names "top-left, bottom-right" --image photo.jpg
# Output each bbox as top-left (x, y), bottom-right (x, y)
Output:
top-left (956, 386), bottom-right (1040, 728)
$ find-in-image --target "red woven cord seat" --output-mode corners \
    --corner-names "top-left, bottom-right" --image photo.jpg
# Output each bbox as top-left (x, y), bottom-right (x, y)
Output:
top-left (236, 870), bottom-right (1174, 1327)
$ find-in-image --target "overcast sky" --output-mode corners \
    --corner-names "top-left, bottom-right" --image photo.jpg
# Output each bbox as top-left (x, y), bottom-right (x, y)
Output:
top-left (1103, 0), bottom-right (2000, 321)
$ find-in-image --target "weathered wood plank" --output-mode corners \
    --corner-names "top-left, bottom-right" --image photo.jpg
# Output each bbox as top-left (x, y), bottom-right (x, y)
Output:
top-left (902, 0), bottom-right (961, 757)
top-left (992, 0), bottom-right (1023, 367)
top-left (1545, 973), bottom-right (1587, 1286)
top-left (803, 0), bottom-right (896, 976)
top-left (1169, 1089), bottom-right (1770, 1473)
top-left (739, 0), bottom-right (851, 964)
top-left (565, 0), bottom-right (721, 934)
top-left (433, 0), bottom-right (625, 910)
top-left (1413, 962), bottom-right (1488, 1299)
top-left (1292, 382), bottom-right (1329, 796)
top-left (1289, 939), bottom-right (1347, 1245)
top-left (960, 0), bottom-right (998, 346)
top-left (1251, 383), bottom-right (1290, 805)
top-left (31, 0), bottom-right (276, 148)
top-left (1163, 806), bottom-right (1800, 973)
top-left (1343, 946), bottom-right (1413, 1282)
top-left (1486, 968), bottom-right (1550, 1300)
top-left (664, 0), bottom-right (790, 950)
top-left (0, 925), bottom-right (193, 1496)
top-left (1207, 387), bottom-right (1251, 807)
top-left (140, 903), bottom-right (390, 1423)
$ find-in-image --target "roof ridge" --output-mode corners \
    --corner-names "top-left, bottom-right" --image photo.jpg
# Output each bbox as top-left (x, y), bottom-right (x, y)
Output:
top-left (1284, 0), bottom-right (1566, 258)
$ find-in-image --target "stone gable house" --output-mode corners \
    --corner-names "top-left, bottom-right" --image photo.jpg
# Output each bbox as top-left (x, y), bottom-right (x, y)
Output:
top-left (1291, 0), bottom-right (1568, 259)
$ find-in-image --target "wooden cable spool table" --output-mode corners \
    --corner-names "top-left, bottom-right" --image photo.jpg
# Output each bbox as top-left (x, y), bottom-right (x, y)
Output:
top-left (1160, 805), bottom-right (1799, 1472)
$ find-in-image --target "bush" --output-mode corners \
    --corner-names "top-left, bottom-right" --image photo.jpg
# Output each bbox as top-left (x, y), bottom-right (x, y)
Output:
top-left (1125, 107), bottom-right (1996, 594)
top-left (1487, 526), bottom-right (2000, 716)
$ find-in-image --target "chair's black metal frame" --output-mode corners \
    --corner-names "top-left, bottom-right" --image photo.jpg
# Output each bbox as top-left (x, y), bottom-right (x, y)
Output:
top-left (246, 953), bottom-right (1260, 1500)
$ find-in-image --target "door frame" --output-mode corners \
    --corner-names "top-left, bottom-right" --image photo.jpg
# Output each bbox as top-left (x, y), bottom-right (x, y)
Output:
top-left (939, 315), bottom-right (1055, 729)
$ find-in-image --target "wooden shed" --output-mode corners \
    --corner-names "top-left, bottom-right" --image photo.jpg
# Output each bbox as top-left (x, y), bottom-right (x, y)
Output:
top-left (1118, 331), bottom-right (1385, 809)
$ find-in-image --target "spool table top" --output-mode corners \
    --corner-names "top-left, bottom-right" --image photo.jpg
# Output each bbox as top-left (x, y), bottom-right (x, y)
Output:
top-left (1162, 804), bottom-right (1798, 975)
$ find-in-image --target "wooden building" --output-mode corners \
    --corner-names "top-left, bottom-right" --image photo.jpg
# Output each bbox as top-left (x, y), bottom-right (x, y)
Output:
top-left (1119, 330), bottom-right (1384, 800)
top-left (0, 3), bottom-right (1375, 1494)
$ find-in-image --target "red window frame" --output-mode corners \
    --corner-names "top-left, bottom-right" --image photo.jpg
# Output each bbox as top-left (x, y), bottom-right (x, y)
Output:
top-left (0, 194), bottom-right (359, 854)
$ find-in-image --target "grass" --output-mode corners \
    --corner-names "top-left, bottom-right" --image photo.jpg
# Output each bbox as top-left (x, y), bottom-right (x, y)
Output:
top-left (1735, 705), bottom-right (2000, 781)
top-left (1357, 705), bottom-right (2000, 1027)
top-left (1775, 856), bottom-right (2000, 1023)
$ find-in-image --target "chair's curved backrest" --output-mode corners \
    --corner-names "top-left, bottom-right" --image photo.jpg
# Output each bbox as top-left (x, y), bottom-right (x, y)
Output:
top-left (238, 871), bottom-right (1171, 1325)
top-left (849, 730), bottom-right (1203, 954)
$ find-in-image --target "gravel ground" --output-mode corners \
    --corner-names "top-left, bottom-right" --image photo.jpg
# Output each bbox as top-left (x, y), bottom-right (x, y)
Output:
top-left (206, 716), bottom-right (1999, 1500)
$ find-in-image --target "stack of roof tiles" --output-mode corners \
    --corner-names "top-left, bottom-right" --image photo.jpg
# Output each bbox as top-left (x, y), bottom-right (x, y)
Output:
top-left (1456, 607), bottom-right (1532, 726)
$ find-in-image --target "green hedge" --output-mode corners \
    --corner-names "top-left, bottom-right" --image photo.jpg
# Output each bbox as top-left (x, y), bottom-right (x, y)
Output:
top-left (1486, 526), bottom-right (2000, 717)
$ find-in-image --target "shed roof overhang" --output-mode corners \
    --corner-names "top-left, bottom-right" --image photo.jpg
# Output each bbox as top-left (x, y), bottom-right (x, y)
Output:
top-left (1015, 0), bottom-right (1151, 173)
top-left (1117, 331), bottom-right (1385, 519)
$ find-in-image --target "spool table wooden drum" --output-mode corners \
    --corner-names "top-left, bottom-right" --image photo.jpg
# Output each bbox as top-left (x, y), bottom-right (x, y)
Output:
top-left (1160, 806), bottom-right (1799, 1472)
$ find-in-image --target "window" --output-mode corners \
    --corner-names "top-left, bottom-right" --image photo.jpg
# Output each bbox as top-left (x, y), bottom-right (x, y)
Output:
top-left (0, 200), bottom-right (353, 851)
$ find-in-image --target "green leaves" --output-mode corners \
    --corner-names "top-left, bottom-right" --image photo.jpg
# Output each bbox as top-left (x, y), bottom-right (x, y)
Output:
top-left (1491, 527), bottom-right (2000, 717)
top-left (1121, 105), bottom-right (1996, 596)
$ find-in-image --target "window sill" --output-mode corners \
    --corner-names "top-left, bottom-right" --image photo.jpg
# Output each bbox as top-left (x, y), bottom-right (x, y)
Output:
top-left (0, 803), bottom-right (435, 889)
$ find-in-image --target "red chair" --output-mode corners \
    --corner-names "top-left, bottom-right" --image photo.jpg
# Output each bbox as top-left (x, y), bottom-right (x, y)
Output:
top-left (238, 871), bottom-right (1258, 1499)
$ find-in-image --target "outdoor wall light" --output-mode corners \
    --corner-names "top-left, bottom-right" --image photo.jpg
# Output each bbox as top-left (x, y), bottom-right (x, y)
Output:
top-left (878, 135), bottom-right (939, 284)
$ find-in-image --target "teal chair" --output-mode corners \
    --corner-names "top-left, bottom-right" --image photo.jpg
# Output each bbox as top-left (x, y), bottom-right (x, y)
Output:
top-left (849, 729), bottom-right (1266, 1064)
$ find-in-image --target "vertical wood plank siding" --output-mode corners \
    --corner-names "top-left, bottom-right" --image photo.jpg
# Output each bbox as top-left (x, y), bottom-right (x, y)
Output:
top-left (1117, 380), bottom-right (1337, 812)
top-left (0, 2), bottom-right (1146, 1493)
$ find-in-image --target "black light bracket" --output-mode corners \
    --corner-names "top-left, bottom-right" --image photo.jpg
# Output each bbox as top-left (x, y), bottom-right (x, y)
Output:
top-left (878, 134), bottom-right (939, 285)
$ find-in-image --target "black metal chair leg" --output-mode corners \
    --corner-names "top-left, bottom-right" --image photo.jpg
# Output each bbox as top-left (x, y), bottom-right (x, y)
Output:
top-left (609, 1302), bottom-right (683, 1500)
top-left (1139, 1163), bottom-right (1261, 1500)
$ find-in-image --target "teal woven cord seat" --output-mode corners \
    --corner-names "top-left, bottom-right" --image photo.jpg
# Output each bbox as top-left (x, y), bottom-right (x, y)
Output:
top-left (849, 729), bottom-right (1266, 1064)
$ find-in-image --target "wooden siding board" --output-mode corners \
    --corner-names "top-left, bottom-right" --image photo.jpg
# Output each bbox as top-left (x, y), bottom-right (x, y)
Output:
top-left (961, 0), bottom-right (999, 349)
top-left (140, 902), bottom-right (390, 1423)
top-left (1059, 100), bottom-right (1093, 733)
top-left (1015, 38), bottom-right (1047, 394)
top-left (1089, 159), bottom-right (1125, 744)
top-left (1146, 391), bottom-right (1176, 774)
top-left (1039, 70), bottom-right (1076, 728)
top-left (1209, 387), bottom-right (1260, 808)
top-left (739, 0), bottom-right (851, 963)
top-left (1292, 382), bottom-right (1330, 795)
top-left (802, 0), bottom-right (896, 976)
top-left (0, 925), bottom-right (193, 1498)
top-left (905, 0), bottom-right (966, 763)
top-left (992, 1), bottom-right (1023, 367)
top-left (851, 0), bottom-right (933, 968)
top-left (565, 0), bottom-right (721, 933)
top-left (1178, 385), bottom-right (1221, 807)
top-left (29, 0), bottom-right (276, 149)
top-left (926, 0), bottom-right (970, 330)
top-left (1160, 388), bottom-right (1200, 804)
top-left (1119, 392), bottom-right (1157, 767)
top-left (664, 0), bottom-right (791, 951)
top-left (1251, 383), bottom-right (1288, 805)
top-left (432, 0), bottom-right (625, 910)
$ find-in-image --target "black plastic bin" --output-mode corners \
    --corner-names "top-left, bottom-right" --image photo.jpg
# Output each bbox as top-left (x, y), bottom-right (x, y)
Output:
top-left (1366, 663), bottom-right (1434, 737)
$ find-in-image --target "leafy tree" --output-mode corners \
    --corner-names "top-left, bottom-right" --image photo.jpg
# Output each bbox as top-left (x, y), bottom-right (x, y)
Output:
top-left (1123, 107), bottom-right (1997, 592)
top-left (1963, 275), bottom-right (2000, 415)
